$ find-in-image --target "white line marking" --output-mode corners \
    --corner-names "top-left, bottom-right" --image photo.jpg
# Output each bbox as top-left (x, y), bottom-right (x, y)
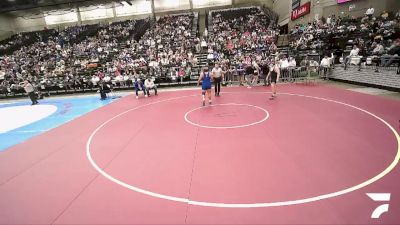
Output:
top-left (13, 130), bottom-right (49, 133)
top-left (86, 92), bottom-right (400, 208)
top-left (184, 103), bottom-right (269, 129)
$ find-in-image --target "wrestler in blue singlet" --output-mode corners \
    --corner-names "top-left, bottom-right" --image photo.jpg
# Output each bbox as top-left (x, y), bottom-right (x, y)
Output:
top-left (198, 68), bottom-right (212, 106)
top-left (202, 72), bottom-right (212, 90)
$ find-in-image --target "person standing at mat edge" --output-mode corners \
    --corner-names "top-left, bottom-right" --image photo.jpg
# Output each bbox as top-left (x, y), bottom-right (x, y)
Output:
top-left (212, 63), bottom-right (223, 96)
top-left (268, 60), bottom-right (280, 100)
top-left (197, 67), bottom-right (212, 106)
top-left (23, 81), bottom-right (39, 105)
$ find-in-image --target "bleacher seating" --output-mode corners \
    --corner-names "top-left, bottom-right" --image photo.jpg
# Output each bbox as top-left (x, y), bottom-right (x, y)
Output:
top-left (0, 18), bottom-right (151, 97)
top-left (0, 6), bottom-right (399, 98)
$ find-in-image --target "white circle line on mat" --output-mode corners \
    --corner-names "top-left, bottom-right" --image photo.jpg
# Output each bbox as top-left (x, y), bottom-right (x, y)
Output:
top-left (86, 91), bottom-right (400, 208)
top-left (184, 103), bottom-right (269, 129)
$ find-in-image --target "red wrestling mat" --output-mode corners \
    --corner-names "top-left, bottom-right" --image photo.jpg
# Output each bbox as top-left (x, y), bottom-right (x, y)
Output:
top-left (0, 84), bottom-right (399, 225)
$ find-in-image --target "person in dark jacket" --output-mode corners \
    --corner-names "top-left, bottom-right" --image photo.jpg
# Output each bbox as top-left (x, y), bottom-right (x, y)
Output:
top-left (98, 81), bottom-right (110, 100)
top-left (134, 78), bottom-right (146, 99)
top-left (381, 39), bottom-right (400, 67)
top-left (237, 63), bottom-right (245, 86)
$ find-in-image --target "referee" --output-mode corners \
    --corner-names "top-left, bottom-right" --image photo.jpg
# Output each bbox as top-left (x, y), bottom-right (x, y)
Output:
top-left (23, 81), bottom-right (39, 105)
top-left (212, 63), bottom-right (223, 96)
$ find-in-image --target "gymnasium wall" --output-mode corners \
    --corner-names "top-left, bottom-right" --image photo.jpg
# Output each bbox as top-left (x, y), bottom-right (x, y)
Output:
top-left (0, 14), bottom-right (15, 41)
top-left (322, 0), bottom-right (400, 19)
top-left (0, 0), bottom-right (274, 41)
top-left (290, 0), bottom-right (336, 28)
top-left (1, 0), bottom-right (398, 40)
top-left (234, 0), bottom-right (272, 8)
top-left (273, 0), bottom-right (400, 29)
top-left (273, 0), bottom-right (291, 26)
top-left (13, 14), bottom-right (47, 33)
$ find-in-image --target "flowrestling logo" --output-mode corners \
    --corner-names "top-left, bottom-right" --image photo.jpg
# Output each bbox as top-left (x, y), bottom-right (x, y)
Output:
top-left (367, 193), bottom-right (391, 219)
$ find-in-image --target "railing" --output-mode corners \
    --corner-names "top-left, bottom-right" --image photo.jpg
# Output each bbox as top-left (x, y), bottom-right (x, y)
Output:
top-left (342, 55), bottom-right (400, 74)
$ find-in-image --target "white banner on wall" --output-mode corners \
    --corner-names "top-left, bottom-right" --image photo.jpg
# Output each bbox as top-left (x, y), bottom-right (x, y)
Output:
top-left (193, 0), bottom-right (232, 9)
top-left (79, 4), bottom-right (114, 21)
top-left (44, 9), bottom-right (78, 25)
top-left (115, 0), bottom-right (152, 16)
top-left (154, 0), bottom-right (190, 12)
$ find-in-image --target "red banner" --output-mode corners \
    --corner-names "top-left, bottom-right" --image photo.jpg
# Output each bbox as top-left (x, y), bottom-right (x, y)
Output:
top-left (291, 2), bottom-right (311, 21)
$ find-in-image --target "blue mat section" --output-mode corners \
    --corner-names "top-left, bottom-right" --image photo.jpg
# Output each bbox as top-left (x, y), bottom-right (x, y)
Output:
top-left (0, 96), bottom-right (114, 151)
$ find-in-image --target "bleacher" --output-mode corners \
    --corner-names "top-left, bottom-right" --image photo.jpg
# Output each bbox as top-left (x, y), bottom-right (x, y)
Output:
top-left (0, 29), bottom-right (58, 55)
top-left (330, 65), bottom-right (400, 90)
top-left (0, 18), bottom-right (153, 97)
top-left (0, 5), bottom-right (399, 99)
top-left (207, 6), bottom-right (278, 61)
top-left (0, 6), bottom-right (282, 98)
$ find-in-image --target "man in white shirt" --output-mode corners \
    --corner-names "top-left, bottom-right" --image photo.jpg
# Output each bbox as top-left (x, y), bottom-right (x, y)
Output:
top-left (212, 63), bottom-right (223, 96)
top-left (250, 61), bottom-right (260, 86)
top-left (280, 57), bottom-right (289, 81)
top-left (327, 16), bottom-right (331, 25)
top-left (23, 81), bottom-right (38, 105)
top-left (287, 57), bottom-right (297, 82)
top-left (309, 60), bottom-right (319, 67)
top-left (91, 75), bottom-right (100, 87)
top-left (103, 75), bottom-right (111, 83)
top-left (195, 42), bottom-right (201, 53)
top-left (372, 43), bottom-right (384, 55)
top-left (123, 74), bottom-right (130, 87)
top-left (288, 57), bottom-right (297, 67)
top-left (116, 74), bottom-right (124, 86)
top-left (0, 70), bottom-right (5, 80)
top-left (280, 57), bottom-right (289, 69)
top-left (201, 39), bottom-right (207, 51)
top-left (161, 57), bottom-right (169, 66)
top-left (350, 45), bottom-right (360, 57)
top-left (207, 53), bottom-right (214, 61)
top-left (345, 45), bottom-right (360, 68)
top-left (320, 55), bottom-right (332, 79)
top-left (366, 7), bottom-right (375, 17)
top-left (144, 77), bottom-right (157, 96)
top-left (320, 56), bottom-right (331, 67)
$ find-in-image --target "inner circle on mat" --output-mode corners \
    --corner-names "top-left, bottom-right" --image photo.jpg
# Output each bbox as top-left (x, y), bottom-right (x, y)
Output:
top-left (86, 92), bottom-right (400, 208)
top-left (184, 103), bottom-right (269, 129)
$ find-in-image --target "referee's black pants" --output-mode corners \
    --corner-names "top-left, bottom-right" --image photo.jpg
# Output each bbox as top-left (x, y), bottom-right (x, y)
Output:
top-left (28, 92), bottom-right (38, 104)
top-left (214, 76), bottom-right (222, 95)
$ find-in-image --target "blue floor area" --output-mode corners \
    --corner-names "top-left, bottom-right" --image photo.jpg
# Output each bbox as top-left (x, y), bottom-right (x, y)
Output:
top-left (0, 95), bottom-right (115, 151)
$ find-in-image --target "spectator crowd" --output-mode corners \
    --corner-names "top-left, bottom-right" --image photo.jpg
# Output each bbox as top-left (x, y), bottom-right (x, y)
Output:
top-left (0, 6), bottom-right (399, 98)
